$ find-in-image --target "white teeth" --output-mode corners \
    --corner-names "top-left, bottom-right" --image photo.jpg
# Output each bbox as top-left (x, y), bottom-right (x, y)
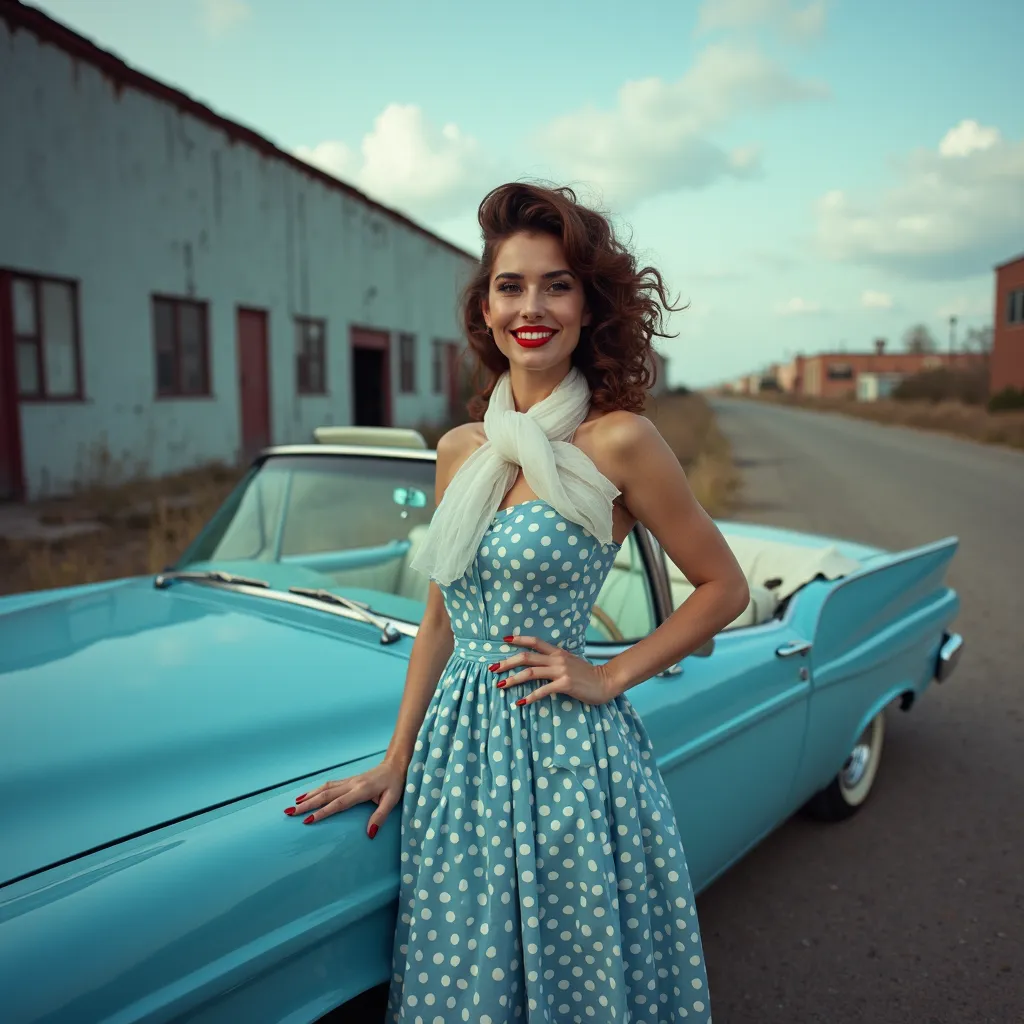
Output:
top-left (517, 331), bottom-right (554, 340)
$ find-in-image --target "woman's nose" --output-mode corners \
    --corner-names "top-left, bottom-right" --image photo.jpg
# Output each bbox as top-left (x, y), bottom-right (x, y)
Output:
top-left (519, 287), bottom-right (544, 320)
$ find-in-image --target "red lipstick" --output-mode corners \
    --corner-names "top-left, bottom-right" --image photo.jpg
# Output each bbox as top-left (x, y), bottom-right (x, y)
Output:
top-left (511, 326), bottom-right (558, 348)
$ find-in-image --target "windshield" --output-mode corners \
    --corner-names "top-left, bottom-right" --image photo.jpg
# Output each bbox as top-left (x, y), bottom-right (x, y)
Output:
top-left (175, 453), bottom-right (437, 623)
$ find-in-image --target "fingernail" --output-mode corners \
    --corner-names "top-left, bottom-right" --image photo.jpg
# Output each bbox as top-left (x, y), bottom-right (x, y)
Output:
top-left (503, 635), bottom-right (515, 642)
top-left (368, 823), bottom-right (379, 839)
top-left (303, 815), bottom-right (315, 825)
top-left (284, 807), bottom-right (296, 816)
top-left (496, 680), bottom-right (506, 688)
top-left (515, 698), bottom-right (527, 706)
top-left (488, 663), bottom-right (500, 671)
top-left (295, 793), bottom-right (307, 803)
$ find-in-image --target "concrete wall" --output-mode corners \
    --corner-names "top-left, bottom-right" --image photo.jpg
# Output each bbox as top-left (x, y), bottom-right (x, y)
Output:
top-left (0, 19), bottom-right (475, 498)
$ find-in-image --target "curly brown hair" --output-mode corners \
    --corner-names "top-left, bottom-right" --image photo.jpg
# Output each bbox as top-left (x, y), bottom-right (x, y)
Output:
top-left (461, 182), bottom-right (682, 419)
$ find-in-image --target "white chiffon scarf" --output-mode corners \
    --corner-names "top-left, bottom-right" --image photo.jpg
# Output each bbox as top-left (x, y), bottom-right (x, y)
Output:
top-left (409, 368), bottom-right (621, 586)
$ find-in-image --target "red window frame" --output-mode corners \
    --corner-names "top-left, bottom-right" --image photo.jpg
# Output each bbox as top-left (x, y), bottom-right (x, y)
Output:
top-left (8, 272), bottom-right (84, 402)
top-left (296, 316), bottom-right (327, 395)
top-left (152, 295), bottom-right (212, 398)
top-left (398, 333), bottom-right (416, 393)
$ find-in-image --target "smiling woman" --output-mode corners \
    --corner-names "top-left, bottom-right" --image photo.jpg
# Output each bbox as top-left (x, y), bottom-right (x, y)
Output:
top-left (462, 183), bottom-right (684, 417)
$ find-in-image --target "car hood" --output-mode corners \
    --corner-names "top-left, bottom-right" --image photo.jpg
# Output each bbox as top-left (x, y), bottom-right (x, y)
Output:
top-left (0, 579), bottom-right (412, 886)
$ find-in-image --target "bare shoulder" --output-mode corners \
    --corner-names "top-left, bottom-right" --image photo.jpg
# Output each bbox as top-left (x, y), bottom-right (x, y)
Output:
top-left (435, 421), bottom-right (486, 495)
top-left (586, 409), bottom-right (665, 457)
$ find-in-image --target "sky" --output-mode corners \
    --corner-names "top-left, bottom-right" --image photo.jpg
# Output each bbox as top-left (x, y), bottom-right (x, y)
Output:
top-left (30, 0), bottom-right (1024, 387)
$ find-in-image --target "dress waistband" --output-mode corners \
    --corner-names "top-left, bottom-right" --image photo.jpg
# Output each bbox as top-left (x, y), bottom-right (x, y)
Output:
top-left (451, 634), bottom-right (585, 663)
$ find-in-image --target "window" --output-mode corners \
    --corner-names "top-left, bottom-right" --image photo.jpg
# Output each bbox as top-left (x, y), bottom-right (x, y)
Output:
top-left (11, 274), bottom-right (82, 400)
top-left (826, 362), bottom-right (854, 380)
top-left (398, 333), bottom-right (416, 393)
top-left (1008, 288), bottom-right (1024, 325)
top-left (589, 534), bottom-right (656, 641)
top-left (296, 317), bottom-right (327, 394)
top-left (153, 296), bottom-right (210, 397)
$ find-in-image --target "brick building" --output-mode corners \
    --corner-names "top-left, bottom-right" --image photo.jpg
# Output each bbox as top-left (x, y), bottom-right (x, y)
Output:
top-left (788, 342), bottom-right (984, 399)
top-left (990, 254), bottom-right (1024, 394)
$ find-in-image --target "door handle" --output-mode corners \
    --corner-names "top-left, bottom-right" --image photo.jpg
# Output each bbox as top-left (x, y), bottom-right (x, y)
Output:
top-left (776, 640), bottom-right (813, 658)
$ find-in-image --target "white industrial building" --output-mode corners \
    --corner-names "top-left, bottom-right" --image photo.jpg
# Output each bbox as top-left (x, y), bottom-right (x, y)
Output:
top-left (0, 3), bottom-right (477, 501)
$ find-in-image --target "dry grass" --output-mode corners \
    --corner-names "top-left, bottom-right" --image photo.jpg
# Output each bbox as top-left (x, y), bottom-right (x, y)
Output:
top-left (646, 391), bottom-right (740, 517)
top-left (2, 393), bottom-right (737, 595)
top-left (0, 464), bottom-right (244, 596)
top-left (744, 391), bottom-right (1024, 450)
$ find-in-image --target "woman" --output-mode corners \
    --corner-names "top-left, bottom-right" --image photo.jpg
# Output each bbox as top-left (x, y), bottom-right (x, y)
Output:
top-left (289, 182), bottom-right (749, 1022)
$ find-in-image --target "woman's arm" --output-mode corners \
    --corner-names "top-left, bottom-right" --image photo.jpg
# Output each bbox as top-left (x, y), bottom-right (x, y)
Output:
top-left (381, 424), bottom-right (474, 771)
top-left (599, 412), bottom-right (750, 697)
top-left (291, 424), bottom-right (477, 828)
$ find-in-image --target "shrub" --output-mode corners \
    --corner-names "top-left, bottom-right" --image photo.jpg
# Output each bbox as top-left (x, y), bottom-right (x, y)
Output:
top-left (893, 367), bottom-right (989, 405)
top-left (988, 386), bottom-right (1024, 413)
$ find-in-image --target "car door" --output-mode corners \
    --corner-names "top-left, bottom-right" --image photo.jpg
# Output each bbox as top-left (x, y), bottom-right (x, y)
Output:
top-left (587, 529), bottom-right (812, 894)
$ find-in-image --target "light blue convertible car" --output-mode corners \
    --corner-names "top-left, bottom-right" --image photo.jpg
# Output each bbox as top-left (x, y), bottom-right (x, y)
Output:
top-left (0, 429), bottom-right (964, 1023)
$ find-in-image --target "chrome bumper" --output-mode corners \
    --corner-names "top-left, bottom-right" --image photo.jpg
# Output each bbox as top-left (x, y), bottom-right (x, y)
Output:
top-left (935, 632), bottom-right (964, 682)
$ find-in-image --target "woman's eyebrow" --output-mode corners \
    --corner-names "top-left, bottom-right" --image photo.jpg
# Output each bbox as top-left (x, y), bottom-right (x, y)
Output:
top-left (494, 269), bottom-right (576, 281)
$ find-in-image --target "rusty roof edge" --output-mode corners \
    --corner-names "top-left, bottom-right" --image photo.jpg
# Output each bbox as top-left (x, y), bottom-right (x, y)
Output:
top-left (2, 0), bottom-right (481, 267)
top-left (994, 253), bottom-right (1024, 272)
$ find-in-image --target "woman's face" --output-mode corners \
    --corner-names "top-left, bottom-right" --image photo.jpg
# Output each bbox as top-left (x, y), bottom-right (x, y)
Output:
top-left (482, 231), bottom-right (591, 372)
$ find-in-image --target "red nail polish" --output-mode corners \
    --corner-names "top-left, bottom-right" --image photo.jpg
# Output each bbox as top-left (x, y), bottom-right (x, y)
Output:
top-left (368, 823), bottom-right (379, 839)
top-left (515, 698), bottom-right (527, 706)
top-left (284, 807), bottom-right (296, 816)
top-left (496, 680), bottom-right (506, 688)
top-left (295, 793), bottom-right (307, 803)
top-left (303, 815), bottom-right (315, 825)
top-left (488, 663), bottom-right (500, 671)
top-left (503, 635), bottom-right (515, 642)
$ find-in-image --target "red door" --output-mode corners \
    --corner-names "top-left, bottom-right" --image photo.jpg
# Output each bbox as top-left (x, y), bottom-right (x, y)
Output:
top-left (236, 308), bottom-right (271, 460)
top-left (0, 273), bottom-right (25, 500)
top-left (445, 342), bottom-right (463, 422)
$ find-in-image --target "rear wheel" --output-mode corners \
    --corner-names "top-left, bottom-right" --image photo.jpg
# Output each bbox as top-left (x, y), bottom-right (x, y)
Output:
top-left (803, 710), bottom-right (886, 821)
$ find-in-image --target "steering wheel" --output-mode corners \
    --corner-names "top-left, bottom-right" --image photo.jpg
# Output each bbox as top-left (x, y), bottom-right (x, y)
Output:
top-left (590, 604), bottom-right (625, 642)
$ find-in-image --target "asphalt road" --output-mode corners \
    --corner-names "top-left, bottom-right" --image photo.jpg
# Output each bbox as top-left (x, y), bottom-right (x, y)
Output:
top-left (698, 399), bottom-right (1024, 1024)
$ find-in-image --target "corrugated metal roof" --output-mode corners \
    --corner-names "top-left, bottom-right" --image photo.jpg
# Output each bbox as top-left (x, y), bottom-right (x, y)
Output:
top-left (1, 0), bottom-right (480, 266)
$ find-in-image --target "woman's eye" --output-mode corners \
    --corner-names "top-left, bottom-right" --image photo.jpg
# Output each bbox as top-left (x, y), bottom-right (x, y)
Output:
top-left (550, 281), bottom-right (571, 292)
top-left (497, 282), bottom-right (520, 293)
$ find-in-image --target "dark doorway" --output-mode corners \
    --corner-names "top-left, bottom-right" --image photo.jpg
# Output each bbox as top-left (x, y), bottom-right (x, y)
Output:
top-left (350, 327), bottom-right (391, 427)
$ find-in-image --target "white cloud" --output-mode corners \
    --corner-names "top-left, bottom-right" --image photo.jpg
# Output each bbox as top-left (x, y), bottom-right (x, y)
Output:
top-left (198, 0), bottom-right (250, 37)
top-left (861, 289), bottom-right (893, 309)
top-left (295, 104), bottom-right (493, 220)
top-left (697, 0), bottom-right (827, 42)
top-left (538, 44), bottom-right (827, 208)
top-left (775, 297), bottom-right (822, 315)
top-left (938, 119), bottom-right (1000, 158)
top-left (816, 119), bottom-right (1024, 279)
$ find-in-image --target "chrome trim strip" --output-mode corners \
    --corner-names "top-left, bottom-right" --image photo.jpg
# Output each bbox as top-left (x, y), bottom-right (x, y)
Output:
top-left (257, 444), bottom-right (438, 462)
top-left (208, 583), bottom-right (422, 641)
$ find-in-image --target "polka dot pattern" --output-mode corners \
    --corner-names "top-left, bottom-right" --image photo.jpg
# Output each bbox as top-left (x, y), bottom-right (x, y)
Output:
top-left (387, 499), bottom-right (711, 1022)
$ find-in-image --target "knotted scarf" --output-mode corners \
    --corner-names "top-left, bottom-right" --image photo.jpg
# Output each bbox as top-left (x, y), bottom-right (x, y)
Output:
top-left (409, 368), bottom-right (620, 586)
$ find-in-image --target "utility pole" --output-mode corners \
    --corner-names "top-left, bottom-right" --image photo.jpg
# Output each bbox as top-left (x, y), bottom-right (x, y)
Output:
top-left (948, 315), bottom-right (957, 359)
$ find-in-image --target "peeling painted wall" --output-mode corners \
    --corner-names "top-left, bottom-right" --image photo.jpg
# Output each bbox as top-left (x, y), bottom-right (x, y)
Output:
top-left (0, 20), bottom-right (475, 498)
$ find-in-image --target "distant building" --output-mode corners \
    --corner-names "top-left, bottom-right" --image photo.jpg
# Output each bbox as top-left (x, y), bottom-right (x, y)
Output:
top-left (991, 253), bottom-right (1024, 394)
top-left (781, 340), bottom-right (983, 399)
top-left (0, 5), bottom-right (477, 501)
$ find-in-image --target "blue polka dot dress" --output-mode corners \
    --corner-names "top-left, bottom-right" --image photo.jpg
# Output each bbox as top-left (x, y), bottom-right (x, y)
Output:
top-left (387, 500), bottom-right (711, 1023)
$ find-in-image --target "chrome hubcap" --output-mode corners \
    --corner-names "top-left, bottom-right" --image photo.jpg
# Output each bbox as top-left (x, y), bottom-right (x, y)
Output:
top-left (841, 743), bottom-right (871, 788)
